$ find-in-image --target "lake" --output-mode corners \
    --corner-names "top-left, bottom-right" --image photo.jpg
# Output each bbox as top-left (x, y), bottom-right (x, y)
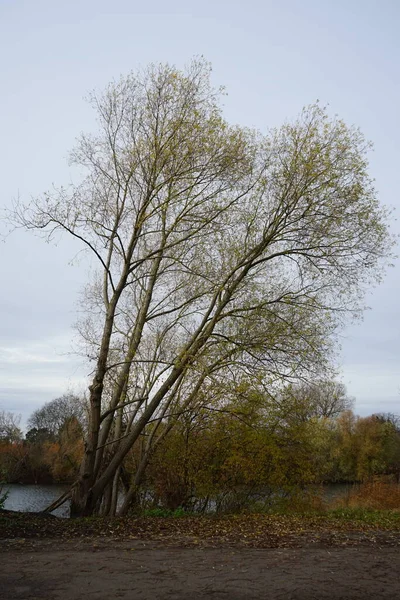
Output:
top-left (1, 483), bottom-right (355, 518)
top-left (2, 483), bottom-right (70, 518)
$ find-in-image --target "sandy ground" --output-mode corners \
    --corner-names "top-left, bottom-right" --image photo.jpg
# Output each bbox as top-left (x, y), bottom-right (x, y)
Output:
top-left (1, 538), bottom-right (400, 600)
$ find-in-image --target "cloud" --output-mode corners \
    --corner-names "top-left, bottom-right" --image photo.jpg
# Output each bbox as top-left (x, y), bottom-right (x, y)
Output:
top-left (342, 363), bottom-right (399, 416)
top-left (0, 346), bottom-right (65, 365)
top-left (0, 335), bottom-right (88, 427)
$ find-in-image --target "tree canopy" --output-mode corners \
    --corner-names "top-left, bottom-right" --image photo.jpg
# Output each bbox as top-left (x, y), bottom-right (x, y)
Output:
top-left (10, 59), bottom-right (394, 516)
top-left (27, 394), bottom-right (87, 439)
top-left (0, 411), bottom-right (22, 443)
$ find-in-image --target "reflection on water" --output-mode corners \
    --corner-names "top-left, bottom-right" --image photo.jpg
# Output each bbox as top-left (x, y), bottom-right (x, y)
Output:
top-left (322, 483), bottom-right (354, 502)
top-left (2, 484), bottom-right (70, 518)
top-left (1, 482), bottom-right (356, 519)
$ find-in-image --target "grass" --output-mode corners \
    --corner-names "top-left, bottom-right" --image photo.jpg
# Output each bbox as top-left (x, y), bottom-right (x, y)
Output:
top-left (270, 480), bottom-right (400, 528)
top-left (325, 507), bottom-right (400, 527)
top-left (140, 507), bottom-right (188, 518)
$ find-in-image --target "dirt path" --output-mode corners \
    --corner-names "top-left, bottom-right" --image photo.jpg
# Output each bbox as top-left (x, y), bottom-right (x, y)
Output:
top-left (1, 539), bottom-right (399, 600)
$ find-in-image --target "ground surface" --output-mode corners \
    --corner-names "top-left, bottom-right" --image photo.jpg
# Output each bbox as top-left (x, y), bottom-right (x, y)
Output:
top-left (2, 539), bottom-right (400, 600)
top-left (1, 511), bottom-right (400, 599)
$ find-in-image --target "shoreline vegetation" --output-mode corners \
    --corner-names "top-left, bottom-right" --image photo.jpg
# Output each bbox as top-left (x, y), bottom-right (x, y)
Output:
top-left (1, 506), bottom-right (400, 550)
top-left (2, 402), bottom-right (400, 518)
top-left (1, 481), bottom-right (400, 549)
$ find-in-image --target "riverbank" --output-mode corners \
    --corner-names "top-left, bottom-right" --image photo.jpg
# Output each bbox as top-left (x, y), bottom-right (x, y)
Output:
top-left (1, 509), bottom-right (400, 547)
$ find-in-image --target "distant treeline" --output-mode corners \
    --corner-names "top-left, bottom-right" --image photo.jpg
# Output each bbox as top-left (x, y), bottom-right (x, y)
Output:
top-left (1, 386), bottom-right (399, 513)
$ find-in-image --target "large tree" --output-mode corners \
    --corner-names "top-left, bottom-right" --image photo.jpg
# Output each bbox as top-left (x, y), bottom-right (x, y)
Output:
top-left (27, 394), bottom-right (87, 439)
top-left (277, 380), bottom-right (354, 423)
top-left (11, 59), bottom-right (392, 516)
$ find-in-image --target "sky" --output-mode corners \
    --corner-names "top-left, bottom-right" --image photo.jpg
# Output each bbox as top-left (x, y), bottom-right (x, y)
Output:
top-left (0, 0), bottom-right (399, 426)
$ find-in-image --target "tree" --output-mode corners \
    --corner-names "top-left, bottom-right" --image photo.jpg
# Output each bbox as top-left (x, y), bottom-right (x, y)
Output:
top-left (41, 417), bottom-right (84, 482)
top-left (373, 414), bottom-right (400, 481)
top-left (145, 384), bottom-right (339, 513)
top-left (309, 381), bottom-right (354, 418)
top-left (0, 412), bottom-right (26, 484)
top-left (10, 59), bottom-right (393, 516)
top-left (0, 411), bottom-right (22, 443)
top-left (329, 411), bottom-right (400, 482)
top-left (27, 394), bottom-right (87, 439)
top-left (25, 427), bottom-right (54, 444)
top-left (279, 380), bottom-right (354, 423)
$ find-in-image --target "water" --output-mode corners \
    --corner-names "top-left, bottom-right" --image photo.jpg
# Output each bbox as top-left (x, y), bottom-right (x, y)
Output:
top-left (322, 483), bottom-right (354, 503)
top-left (2, 484), bottom-right (70, 518)
top-left (1, 483), bottom-right (355, 518)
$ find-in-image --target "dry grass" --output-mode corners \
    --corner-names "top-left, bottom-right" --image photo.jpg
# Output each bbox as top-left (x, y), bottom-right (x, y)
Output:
top-left (331, 480), bottom-right (400, 511)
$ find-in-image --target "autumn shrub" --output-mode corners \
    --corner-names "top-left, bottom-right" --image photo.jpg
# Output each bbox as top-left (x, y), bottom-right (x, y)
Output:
top-left (124, 401), bottom-right (400, 516)
top-left (40, 417), bottom-right (84, 483)
top-left (146, 409), bottom-right (330, 514)
top-left (275, 487), bottom-right (328, 514)
top-left (332, 479), bottom-right (400, 510)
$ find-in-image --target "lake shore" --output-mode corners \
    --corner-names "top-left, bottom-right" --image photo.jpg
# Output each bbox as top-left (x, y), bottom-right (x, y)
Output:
top-left (2, 508), bottom-right (400, 546)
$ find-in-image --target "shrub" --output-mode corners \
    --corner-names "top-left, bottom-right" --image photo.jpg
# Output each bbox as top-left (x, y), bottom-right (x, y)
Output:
top-left (332, 479), bottom-right (400, 511)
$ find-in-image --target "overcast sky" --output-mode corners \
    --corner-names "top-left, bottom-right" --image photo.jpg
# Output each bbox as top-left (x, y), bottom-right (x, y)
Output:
top-left (0, 0), bottom-right (399, 426)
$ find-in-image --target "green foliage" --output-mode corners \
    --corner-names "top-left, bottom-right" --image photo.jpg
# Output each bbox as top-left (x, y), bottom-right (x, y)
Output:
top-left (25, 427), bottom-right (54, 444)
top-left (10, 59), bottom-right (394, 517)
top-left (328, 412), bottom-right (400, 482)
top-left (141, 507), bottom-right (188, 518)
top-left (140, 381), bottom-right (400, 515)
top-left (145, 387), bottom-right (337, 512)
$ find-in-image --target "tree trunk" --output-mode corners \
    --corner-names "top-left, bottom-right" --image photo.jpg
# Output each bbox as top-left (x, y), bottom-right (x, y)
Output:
top-left (109, 467), bottom-right (121, 516)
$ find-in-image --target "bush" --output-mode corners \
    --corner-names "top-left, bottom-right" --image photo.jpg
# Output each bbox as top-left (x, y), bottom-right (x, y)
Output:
top-left (332, 479), bottom-right (400, 511)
